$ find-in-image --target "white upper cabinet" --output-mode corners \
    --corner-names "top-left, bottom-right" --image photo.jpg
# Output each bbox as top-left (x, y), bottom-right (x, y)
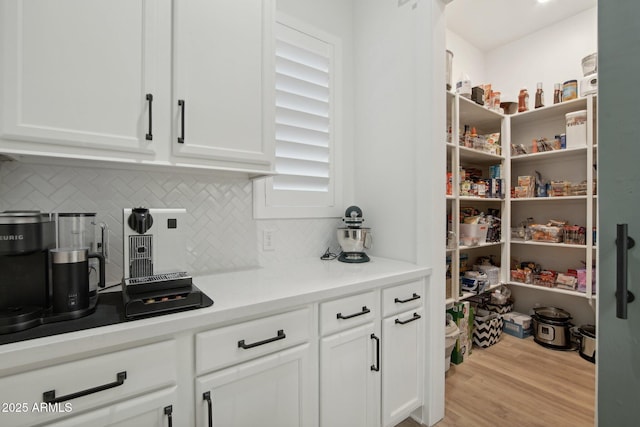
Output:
top-left (0, 0), bottom-right (274, 174)
top-left (172, 0), bottom-right (274, 170)
top-left (0, 0), bottom-right (170, 158)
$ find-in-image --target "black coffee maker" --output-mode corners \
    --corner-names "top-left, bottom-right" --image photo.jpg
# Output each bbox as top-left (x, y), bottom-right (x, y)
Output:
top-left (0, 211), bottom-right (56, 333)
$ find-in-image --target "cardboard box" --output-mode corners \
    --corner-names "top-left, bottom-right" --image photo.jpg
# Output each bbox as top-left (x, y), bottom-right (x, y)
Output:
top-left (447, 302), bottom-right (474, 364)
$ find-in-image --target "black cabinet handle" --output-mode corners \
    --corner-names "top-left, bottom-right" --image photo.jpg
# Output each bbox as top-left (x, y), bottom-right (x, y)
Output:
top-left (145, 93), bottom-right (153, 141)
top-left (43, 371), bottom-right (126, 404)
top-left (203, 392), bottom-right (213, 427)
top-left (238, 329), bottom-right (286, 349)
top-left (370, 334), bottom-right (380, 372)
top-left (178, 99), bottom-right (185, 143)
top-left (616, 224), bottom-right (636, 319)
top-left (164, 405), bottom-right (173, 427)
top-left (394, 293), bottom-right (421, 304)
top-left (395, 312), bottom-right (421, 325)
top-left (337, 306), bottom-right (370, 320)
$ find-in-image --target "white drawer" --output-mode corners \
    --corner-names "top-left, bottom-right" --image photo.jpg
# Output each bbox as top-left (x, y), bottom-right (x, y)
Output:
top-left (195, 307), bottom-right (312, 375)
top-left (382, 280), bottom-right (424, 317)
top-left (0, 340), bottom-right (177, 427)
top-left (320, 290), bottom-right (378, 336)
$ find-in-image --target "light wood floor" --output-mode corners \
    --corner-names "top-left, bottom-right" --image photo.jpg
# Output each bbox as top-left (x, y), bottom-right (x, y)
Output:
top-left (395, 334), bottom-right (595, 427)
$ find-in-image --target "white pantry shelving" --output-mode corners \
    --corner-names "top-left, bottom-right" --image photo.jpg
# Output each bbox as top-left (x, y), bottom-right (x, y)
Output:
top-left (445, 93), bottom-right (598, 307)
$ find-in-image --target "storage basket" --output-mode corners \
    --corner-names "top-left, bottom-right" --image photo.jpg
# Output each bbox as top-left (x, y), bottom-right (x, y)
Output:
top-left (483, 299), bottom-right (514, 315)
top-left (473, 314), bottom-right (503, 348)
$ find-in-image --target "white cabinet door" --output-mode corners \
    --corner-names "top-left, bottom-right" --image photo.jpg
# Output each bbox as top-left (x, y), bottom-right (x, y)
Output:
top-left (381, 308), bottom-right (424, 427)
top-left (320, 322), bottom-right (380, 427)
top-left (172, 0), bottom-right (274, 169)
top-left (0, 0), bottom-right (170, 157)
top-left (195, 343), bottom-right (314, 427)
top-left (43, 387), bottom-right (178, 427)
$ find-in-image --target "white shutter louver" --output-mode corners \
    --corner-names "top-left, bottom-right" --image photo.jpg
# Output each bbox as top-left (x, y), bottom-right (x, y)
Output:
top-left (274, 31), bottom-right (332, 193)
top-left (254, 17), bottom-right (342, 218)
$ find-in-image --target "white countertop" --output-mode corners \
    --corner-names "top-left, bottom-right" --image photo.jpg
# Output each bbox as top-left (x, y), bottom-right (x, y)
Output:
top-left (0, 257), bottom-right (431, 374)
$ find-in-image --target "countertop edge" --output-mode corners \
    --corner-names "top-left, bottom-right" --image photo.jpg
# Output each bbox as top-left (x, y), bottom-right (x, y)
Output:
top-left (0, 258), bottom-right (431, 374)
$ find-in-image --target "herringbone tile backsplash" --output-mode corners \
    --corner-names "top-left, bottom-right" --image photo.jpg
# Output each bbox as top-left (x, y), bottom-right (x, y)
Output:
top-left (0, 161), bottom-right (340, 285)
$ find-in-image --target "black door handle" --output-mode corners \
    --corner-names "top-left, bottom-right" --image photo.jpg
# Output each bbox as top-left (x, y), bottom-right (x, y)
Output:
top-left (238, 329), bottom-right (286, 349)
top-left (178, 99), bottom-right (185, 143)
top-left (203, 391), bottom-right (213, 427)
top-left (394, 293), bottom-right (421, 303)
top-left (337, 306), bottom-right (370, 320)
top-left (164, 405), bottom-right (173, 427)
top-left (145, 93), bottom-right (153, 141)
top-left (43, 371), bottom-right (126, 403)
top-left (395, 312), bottom-right (421, 325)
top-left (616, 224), bottom-right (636, 319)
top-left (370, 334), bottom-right (380, 371)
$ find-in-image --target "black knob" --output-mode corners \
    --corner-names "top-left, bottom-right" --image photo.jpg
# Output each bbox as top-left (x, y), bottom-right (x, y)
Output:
top-left (128, 208), bottom-right (153, 234)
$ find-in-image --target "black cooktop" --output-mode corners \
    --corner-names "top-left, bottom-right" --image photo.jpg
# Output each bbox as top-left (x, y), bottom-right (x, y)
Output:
top-left (0, 290), bottom-right (213, 346)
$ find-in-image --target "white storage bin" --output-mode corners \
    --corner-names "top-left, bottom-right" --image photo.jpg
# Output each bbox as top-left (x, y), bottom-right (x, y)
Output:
top-left (565, 110), bottom-right (587, 148)
top-left (459, 223), bottom-right (488, 246)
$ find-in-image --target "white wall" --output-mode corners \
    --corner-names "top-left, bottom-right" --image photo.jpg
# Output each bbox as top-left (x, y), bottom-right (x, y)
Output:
top-left (485, 7), bottom-right (597, 103)
top-left (446, 29), bottom-right (486, 90)
top-left (354, 0), bottom-right (446, 424)
top-left (447, 8), bottom-right (597, 103)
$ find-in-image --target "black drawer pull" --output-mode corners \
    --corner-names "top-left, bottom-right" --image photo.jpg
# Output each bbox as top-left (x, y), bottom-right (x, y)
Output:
top-left (370, 334), bottom-right (380, 371)
top-left (178, 99), bottom-right (185, 143)
top-left (164, 405), bottom-right (173, 427)
top-left (394, 293), bottom-right (421, 304)
top-left (43, 371), bottom-right (127, 404)
top-left (203, 391), bottom-right (213, 427)
top-left (145, 93), bottom-right (153, 141)
top-left (395, 312), bottom-right (421, 325)
top-left (238, 329), bottom-right (286, 349)
top-left (337, 306), bottom-right (370, 320)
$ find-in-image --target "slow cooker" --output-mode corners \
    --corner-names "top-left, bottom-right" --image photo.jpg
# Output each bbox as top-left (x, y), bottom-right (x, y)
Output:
top-left (531, 307), bottom-right (573, 349)
top-left (577, 324), bottom-right (596, 363)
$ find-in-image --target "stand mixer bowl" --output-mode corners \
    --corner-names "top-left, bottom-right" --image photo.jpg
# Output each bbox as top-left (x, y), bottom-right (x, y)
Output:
top-left (337, 228), bottom-right (372, 253)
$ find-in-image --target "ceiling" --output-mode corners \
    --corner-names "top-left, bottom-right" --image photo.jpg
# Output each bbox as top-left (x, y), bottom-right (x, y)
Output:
top-left (446, 0), bottom-right (598, 52)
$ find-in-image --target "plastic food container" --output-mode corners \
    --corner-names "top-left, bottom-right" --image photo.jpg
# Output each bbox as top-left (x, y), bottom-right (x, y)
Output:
top-left (530, 224), bottom-right (563, 243)
top-left (459, 223), bottom-right (488, 246)
top-left (565, 110), bottom-right (587, 148)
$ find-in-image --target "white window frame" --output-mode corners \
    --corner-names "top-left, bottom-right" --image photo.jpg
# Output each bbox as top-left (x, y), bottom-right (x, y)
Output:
top-left (253, 13), bottom-right (343, 219)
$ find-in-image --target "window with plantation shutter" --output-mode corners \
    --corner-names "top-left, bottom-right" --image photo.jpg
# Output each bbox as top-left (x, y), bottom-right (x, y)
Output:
top-left (254, 16), bottom-right (343, 218)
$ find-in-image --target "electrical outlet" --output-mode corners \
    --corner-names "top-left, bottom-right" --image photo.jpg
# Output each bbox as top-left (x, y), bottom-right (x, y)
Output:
top-left (263, 230), bottom-right (275, 251)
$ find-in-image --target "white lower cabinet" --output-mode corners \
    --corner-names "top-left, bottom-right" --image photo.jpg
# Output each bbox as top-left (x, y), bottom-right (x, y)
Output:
top-left (43, 387), bottom-right (178, 427)
top-left (320, 322), bottom-right (381, 427)
top-left (194, 307), bottom-right (316, 427)
top-left (0, 340), bottom-right (179, 427)
top-left (0, 276), bottom-right (430, 427)
top-left (195, 343), bottom-right (314, 427)
top-left (318, 283), bottom-right (425, 427)
top-left (381, 308), bottom-right (424, 427)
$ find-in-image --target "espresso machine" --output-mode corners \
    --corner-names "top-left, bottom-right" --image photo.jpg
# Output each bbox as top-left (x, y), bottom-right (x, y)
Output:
top-left (0, 211), bottom-right (56, 333)
top-left (121, 208), bottom-right (209, 318)
top-left (337, 206), bottom-right (372, 263)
